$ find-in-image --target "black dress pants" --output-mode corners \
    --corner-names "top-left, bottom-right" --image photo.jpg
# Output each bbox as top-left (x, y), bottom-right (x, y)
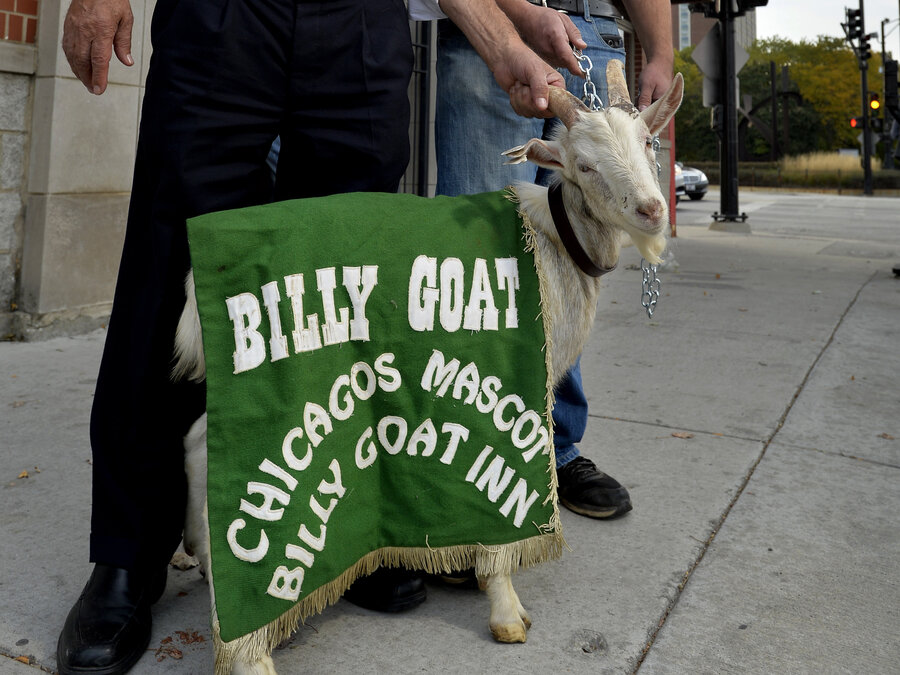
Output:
top-left (89, 0), bottom-right (413, 569)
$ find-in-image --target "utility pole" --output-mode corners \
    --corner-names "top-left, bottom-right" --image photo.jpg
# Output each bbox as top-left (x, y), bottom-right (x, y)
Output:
top-left (691, 1), bottom-right (766, 229)
top-left (717, 1), bottom-right (743, 222)
top-left (861, 37), bottom-right (873, 195)
top-left (883, 18), bottom-right (894, 169)
top-left (769, 61), bottom-right (778, 160)
top-left (843, 1), bottom-right (874, 195)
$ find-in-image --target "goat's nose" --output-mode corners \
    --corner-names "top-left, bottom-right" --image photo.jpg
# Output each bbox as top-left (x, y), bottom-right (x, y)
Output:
top-left (636, 199), bottom-right (664, 222)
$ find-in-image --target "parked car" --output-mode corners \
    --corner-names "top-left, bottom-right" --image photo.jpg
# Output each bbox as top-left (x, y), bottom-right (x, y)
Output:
top-left (674, 162), bottom-right (708, 201)
top-left (674, 162), bottom-right (684, 200)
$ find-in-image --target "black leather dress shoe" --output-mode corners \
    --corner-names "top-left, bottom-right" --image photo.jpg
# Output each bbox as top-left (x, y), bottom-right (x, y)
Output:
top-left (57, 564), bottom-right (167, 675)
top-left (343, 567), bottom-right (426, 612)
top-left (557, 456), bottom-right (633, 519)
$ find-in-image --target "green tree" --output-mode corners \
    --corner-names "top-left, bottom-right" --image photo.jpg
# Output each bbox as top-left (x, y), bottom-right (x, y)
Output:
top-left (750, 36), bottom-right (869, 151)
top-left (672, 35), bottom-right (874, 161)
top-left (672, 46), bottom-right (718, 162)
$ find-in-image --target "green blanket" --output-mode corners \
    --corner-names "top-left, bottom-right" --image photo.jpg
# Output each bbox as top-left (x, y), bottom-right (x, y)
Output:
top-left (187, 190), bottom-right (562, 666)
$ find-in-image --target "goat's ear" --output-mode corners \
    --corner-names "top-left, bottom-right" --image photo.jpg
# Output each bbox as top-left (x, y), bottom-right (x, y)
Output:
top-left (502, 139), bottom-right (564, 170)
top-left (639, 72), bottom-right (684, 135)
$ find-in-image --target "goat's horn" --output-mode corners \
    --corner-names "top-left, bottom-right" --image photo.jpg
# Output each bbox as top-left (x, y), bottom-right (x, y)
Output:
top-left (606, 60), bottom-right (634, 110)
top-left (547, 86), bottom-right (589, 128)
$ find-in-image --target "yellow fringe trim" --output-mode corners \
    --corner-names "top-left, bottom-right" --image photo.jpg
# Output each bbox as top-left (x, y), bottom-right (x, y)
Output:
top-left (212, 535), bottom-right (564, 674)
top-left (212, 189), bottom-right (566, 673)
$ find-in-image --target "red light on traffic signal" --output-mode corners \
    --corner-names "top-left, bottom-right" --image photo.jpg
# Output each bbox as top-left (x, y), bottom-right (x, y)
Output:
top-left (850, 117), bottom-right (859, 128)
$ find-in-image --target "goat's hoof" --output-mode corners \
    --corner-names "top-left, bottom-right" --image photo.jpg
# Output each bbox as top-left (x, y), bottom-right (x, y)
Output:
top-left (490, 621), bottom-right (528, 644)
top-left (169, 551), bottom-right (199, 570)
top-left (521, 611), bottom-right (532, 630)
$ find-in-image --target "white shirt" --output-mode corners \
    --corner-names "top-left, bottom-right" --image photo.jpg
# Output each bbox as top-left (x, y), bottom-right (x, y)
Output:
top-left (408, 0), bottom-right (446, 21)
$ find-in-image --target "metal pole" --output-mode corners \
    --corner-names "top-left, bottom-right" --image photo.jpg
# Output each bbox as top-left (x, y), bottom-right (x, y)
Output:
top-left (781, 65), bottom-right (790, 152)
top-left (884, 19), bottom-right (895, 169)
top-left (719, 3), bottom-right (743, 220)
top-left (770, 60), bottom-right (778, 160)
top-left (862, 62), bottom-right (873, 193)
top-left (860, 0), bottom-right (873, 195)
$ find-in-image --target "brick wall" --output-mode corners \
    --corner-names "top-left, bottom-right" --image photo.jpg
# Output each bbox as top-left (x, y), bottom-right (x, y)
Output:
top-left (1, 0), bottom-right (38, 44)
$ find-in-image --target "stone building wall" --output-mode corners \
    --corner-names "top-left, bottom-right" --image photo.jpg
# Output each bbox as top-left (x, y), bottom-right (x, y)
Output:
top-left (0, 0), bottom-right (37, 338)
top-left (1, 0), bottom-right (154, 340)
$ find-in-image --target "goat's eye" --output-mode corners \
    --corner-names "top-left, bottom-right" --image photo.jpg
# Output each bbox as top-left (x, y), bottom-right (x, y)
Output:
top-left (578, 163), bottom-right (593, 173)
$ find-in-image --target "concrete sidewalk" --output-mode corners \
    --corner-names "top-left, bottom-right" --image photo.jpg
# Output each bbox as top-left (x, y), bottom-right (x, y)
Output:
top-left (2, 189), bottom-right (899, 674)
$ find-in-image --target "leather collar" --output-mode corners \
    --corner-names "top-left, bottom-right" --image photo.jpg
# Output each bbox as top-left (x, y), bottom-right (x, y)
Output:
top-left (547, 184), bottom-right (616, 278)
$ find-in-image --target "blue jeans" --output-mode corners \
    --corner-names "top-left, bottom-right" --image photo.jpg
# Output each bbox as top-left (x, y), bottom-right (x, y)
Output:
top-left (435, 15), bottom-right (624, 468)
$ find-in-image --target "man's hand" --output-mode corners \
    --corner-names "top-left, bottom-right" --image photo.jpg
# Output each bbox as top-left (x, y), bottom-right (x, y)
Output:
top-left (440, 0), bottom-right (563, 118)
top-left (492, 43), bottom-right (567, 118)
top-left (63, 0), bottom-right (134, 95)
top-left (622, 0), bottom-right (674, 110)
top-left (499, 1), bottom-right (586, 77)
top-left (636, 58), bottom-right (674, 111)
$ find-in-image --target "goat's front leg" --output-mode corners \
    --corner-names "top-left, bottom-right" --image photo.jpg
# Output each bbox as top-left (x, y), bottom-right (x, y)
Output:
top-left (232, 654), bottom-right (277, 675)
top-left (186, 416), bottom-right (279, 675)
top-left (183, 414), bottom-right (210, 572)
top-left (479, 572), bottom-right (531, 643)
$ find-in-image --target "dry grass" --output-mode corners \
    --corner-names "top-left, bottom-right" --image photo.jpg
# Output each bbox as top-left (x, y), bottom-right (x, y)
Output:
top-left (781, 152), bottom-right (862, 174)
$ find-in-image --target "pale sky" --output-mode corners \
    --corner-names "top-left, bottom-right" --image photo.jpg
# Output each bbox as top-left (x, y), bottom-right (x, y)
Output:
top-left (755, 0), bottom-right (900, 53)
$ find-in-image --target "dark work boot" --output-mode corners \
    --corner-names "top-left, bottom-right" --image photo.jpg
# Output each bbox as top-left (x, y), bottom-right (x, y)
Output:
top-left (343, 567), bottom-right (426, 612)
top-left (556, 456), bottom-right (633, 519)
top-left (57, 564), bottom-right (167, 675)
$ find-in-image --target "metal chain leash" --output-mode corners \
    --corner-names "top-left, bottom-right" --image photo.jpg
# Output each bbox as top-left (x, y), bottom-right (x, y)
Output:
top-left (645, 134), bottom-right (662, 319)
top-left (573, 48), bottom-right (603, 111)
top-left (641, 258), bottom-right (660, 318)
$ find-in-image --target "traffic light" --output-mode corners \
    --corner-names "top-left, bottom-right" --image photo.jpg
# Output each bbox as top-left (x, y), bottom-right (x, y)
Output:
top-left (736, 0), bottom-right (768, 11)
top-left (885, 60), bottom-right (899, 118)
top-left (870, 116), bottom-right (883, 133)
top-left (845, 8), bottom-right (863, 41)
top-left (850, 116), bottom-right (863, 129)
top-left (859, 39), bottom-right (872, 60)
top-left (869, 92), bottom-right (880, 111)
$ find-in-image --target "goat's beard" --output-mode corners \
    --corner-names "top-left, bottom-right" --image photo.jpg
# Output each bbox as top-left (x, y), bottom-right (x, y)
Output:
top-left (624, 229), bottom-right (667, 265)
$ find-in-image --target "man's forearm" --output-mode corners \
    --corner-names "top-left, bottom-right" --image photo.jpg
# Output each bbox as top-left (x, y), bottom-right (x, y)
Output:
top-left (439, 0), bottom-right (528, 78)
top-left (439, 0), bottom-right (565, 116)
top-left (623, 0), bottom-right (673, 66)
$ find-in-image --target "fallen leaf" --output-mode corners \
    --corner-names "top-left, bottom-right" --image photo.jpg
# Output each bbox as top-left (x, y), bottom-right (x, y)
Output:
top-left (672, 432), bottom-right (694, 439)
top-left (14, 656), bottom-right (30, 665)
top-left (176, 630), bottom-right (205, 645)
top-left (11, 400), bottom-right (26, 408)
top-left (155, 645), bottom-right (183, 662)
top-left (18, 470), bottom-right (29, 479)
top-left (715, 273), bottom-right (721, 279)
top-left (879, 433), bottom-right (895, 440)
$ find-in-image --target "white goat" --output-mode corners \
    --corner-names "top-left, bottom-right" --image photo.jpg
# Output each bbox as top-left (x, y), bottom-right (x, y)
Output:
top-left (174, 61), bottom-right (682, 674)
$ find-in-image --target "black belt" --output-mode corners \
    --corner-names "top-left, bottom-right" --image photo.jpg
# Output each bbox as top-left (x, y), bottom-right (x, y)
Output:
top-left (527, 0), bottom-right (622, 19)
